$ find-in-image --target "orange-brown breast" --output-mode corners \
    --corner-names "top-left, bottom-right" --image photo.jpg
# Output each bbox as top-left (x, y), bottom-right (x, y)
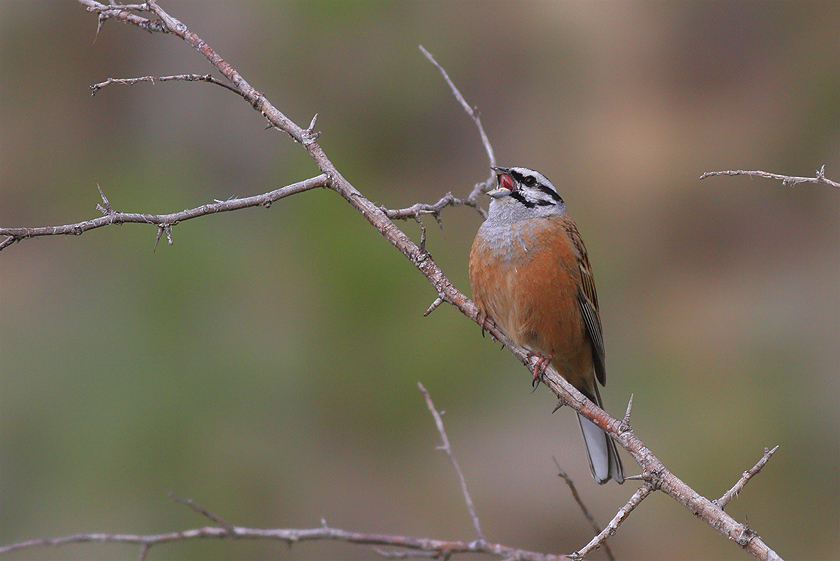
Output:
top-left (469, 215), bottom-right (595, 392)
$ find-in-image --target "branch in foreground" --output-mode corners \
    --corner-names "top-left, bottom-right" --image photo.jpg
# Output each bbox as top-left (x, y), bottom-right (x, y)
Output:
top-left (0, 386), bottom-right (565, 561)
top-left (0, 174), bottom-right (329, 251)
top-left (0, 524), bottom-right (565, 561)
top-left (700, 165), bottom-right (839, 189)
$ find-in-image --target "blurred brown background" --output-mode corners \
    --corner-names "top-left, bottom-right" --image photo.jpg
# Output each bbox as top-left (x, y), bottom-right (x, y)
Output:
top-left (1, 1), bottom-right (838, 560)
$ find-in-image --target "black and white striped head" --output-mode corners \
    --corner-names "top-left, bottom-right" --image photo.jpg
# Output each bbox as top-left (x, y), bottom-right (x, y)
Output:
top-left (486, 166), bottom-right (566, 223)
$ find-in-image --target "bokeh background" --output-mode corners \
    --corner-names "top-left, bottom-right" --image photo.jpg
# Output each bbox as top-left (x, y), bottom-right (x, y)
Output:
top-left (1, 1), bottom-right (838, 560)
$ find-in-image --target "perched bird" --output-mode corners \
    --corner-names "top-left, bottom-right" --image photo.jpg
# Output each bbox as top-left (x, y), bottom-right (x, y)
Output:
top-left (469, 166), bottom-right (623, 484)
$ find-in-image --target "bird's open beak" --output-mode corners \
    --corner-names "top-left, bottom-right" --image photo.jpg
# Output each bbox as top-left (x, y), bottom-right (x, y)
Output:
top-left (488, 166), bottom-right (514, 198)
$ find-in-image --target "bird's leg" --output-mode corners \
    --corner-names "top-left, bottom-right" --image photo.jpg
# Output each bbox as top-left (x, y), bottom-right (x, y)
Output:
top-left (477, 311), bottom-right (496, 340)
top-left (528, 352), bottom-right (553, 390)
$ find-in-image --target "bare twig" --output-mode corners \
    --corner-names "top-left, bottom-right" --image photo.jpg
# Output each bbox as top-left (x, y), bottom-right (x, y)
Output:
top-left (90, 73), bottom-right (240, 96)
top-left (0, 524), bottom-right (565, 561)
top-left (0, 174), bottom-right (329, 251)
top-left (382, 44), bottom-right (502, 223)
top-left (700, 165), bottom-right (839, 189)
top-left (419, 45), bottom-right (495, 170)
top-left (419, 45), bottom-right (496, 214)
top-left (168, 492), bottom-right (236, 536)
top-left (86, 1), bottom-right (166, 34)
top-left (714, 446), bottom-right (779, 510)
top-left (571, 483), bottom-right (654, 560)
top-left (372, 547), bottom-right (439, 558)
top-left (553, 458), bottom-right (615, 561)
top-left (384, 192), bottom-right (476, 222)
top-left (417, 383), bottom-right (486, 544)
top-left (0, 386), bottom-right (566, 560)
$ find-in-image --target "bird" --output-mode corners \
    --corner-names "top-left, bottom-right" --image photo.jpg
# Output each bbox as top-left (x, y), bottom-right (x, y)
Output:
top-left (469, 166), bottom-right (623, 484)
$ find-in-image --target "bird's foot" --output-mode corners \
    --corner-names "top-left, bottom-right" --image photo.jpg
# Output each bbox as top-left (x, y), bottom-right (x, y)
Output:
top-left (529, 352), bottom-right (553, 390)
top-left (477, 312), bottom-right (496, 340)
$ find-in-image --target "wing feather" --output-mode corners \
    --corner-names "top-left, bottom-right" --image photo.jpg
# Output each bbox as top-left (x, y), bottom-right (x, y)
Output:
top-left (565, 221), bottom-right (607, 386)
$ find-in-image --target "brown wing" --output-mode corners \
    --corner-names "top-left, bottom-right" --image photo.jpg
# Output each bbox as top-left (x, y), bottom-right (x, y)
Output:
top-left (564, 220), bottom-right (607, 386)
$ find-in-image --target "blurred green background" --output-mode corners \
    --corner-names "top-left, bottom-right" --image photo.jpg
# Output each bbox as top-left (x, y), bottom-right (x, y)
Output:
top-left (1, 1), bottom-right (838, 560)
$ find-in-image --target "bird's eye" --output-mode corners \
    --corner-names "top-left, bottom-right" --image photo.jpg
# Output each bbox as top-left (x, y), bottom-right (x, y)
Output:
top-left (523, 176), bottom-right (537, 187)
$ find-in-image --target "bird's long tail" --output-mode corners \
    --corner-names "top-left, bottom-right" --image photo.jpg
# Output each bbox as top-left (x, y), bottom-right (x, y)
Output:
top-left (576, 385), bottom-right (624, 484)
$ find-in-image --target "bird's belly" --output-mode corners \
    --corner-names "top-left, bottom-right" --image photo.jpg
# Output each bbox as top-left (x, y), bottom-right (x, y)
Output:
top-left (469, 221), bottom-right (591, 383)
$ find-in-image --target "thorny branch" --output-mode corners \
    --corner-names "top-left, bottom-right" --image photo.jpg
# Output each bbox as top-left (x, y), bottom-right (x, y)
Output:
top-left (571, 483), bottom-right (655, 560)
top-left (700, 165), bottom-right (839, 189)
top-left (0, 387), bottom-right (566, 561)
top-left (0, 175), bottom-right (329, 251)
top-left (418, 382), bottom-right (486, 544)
top-left (715, 446), bottom-right (780, 510)
top-left (90, 73), bottom-right (240, 96)
top-left (2, 2), bottom-right (789, 560)
top-left (0, 524), bottom-right (567, 561)
top-left (553, 458), bottom-right (615, 561)
top-left (420, 45), bottom-right (495, 216)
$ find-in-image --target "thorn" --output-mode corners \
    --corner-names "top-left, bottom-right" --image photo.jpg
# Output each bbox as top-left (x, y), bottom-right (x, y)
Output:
top-left (433, 213), bottom-right (444, 232)
top-left (154, 226), bottom-right (163, 252)
top-left (424, 295), bottom-right (445, 317)
top-left (623, 473), bottom-right (646, 481)
top-left (623, 393), bottom-right (634, 425)
top-left (302, 114), bottom-right (321, 146)
top-left (551, 400), bottom-right (565, 414)
top-left (415, 216), bottom-right (427, 251)
top-left (94, 14), bottom-right (105, 44)
top-left (95, 181), bottom-right (112, 215)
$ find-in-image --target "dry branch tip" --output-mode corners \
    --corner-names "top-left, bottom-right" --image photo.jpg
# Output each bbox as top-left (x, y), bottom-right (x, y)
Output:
top-left (714, 445), bottom-right (780, 510)
top-left (699, 166), bottom-right (839, 189)
top-left (419, 45), bottom-right (495, 169)
top-left (418, 383), bottom-right (486, 543)
top-left (553, 457), bottom-right (615, 561)
top-left (168, 492), bottom-right (236, 536)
